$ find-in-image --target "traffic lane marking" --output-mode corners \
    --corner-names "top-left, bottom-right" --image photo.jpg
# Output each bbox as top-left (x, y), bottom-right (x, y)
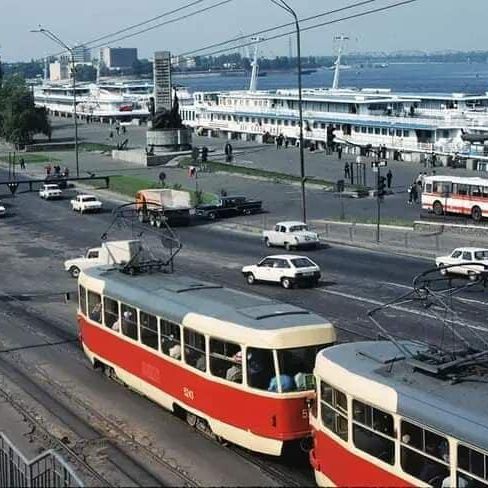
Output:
top-left (381, 281), bottom-right (488, 306)
top-left (314, 287), bottom-right (488, 333)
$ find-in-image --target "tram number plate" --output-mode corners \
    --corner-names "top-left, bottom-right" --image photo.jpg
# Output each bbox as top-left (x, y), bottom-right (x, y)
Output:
top-left (183, 387), bottom-right (195, 401)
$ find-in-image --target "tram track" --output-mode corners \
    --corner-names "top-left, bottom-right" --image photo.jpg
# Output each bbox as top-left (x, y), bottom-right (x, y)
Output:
top-left (0, 352), bottom-right (197, 487)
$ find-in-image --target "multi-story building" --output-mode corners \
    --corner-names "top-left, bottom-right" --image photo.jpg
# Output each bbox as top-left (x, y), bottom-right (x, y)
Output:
top-left (100, 47), bottom-right (138, 69)
top-left (72, 44), bottom-right (91, 63)
top-left (49, 61), bottom-right (69, 81)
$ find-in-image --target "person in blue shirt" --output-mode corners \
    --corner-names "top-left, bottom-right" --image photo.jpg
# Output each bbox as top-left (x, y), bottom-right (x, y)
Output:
top-left (268, 375), bottom-right (296, 393)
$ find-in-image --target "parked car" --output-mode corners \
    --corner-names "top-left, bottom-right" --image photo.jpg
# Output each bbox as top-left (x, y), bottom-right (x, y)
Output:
top-left (195, 195), bottom-right (262, 220)
top-left (435, 247), bottom-right (488, 280)
top-left (0, 202), bottom-right (5, 217)
top-left (64, 240), bottom-right (143, 278)
top-left (70, 194), bottom-right (103, 214)
top-left (39, 183), bottom-right (63, 200)
top-left (262, 221), bottom-right (320, 250)
top-left (242, 254), bottom-right (321, 289)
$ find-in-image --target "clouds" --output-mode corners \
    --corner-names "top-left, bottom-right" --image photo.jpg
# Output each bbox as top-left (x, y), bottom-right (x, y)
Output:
top-left (2, 0), bottom-right (487, 62)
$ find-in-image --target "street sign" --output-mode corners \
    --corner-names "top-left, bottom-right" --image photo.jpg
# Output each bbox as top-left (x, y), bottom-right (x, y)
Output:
top-left (7, 182), bottom-right (19, 195)
top-left (371, 160), bottom-right (388, 168)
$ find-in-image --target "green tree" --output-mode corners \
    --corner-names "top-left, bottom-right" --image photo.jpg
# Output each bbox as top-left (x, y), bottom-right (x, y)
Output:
top-left (0, 75), bottom-right (51, 146)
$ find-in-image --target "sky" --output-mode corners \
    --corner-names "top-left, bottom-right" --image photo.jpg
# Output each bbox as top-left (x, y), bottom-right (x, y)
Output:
top-left (1, 0), bottom-right (488, 62)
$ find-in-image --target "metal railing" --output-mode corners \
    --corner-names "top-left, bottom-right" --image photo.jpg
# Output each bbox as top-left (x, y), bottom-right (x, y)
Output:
top-left (0, 433), bottom-right (83, 487)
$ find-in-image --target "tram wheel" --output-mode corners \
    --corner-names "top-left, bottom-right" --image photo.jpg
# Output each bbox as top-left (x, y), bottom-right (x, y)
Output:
top-left (471, 206), bottom-right (482, 222)
top-left (186, 412), bottom-right (198, 427)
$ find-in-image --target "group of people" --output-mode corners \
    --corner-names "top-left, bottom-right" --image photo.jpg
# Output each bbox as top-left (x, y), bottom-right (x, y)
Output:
top-left (45, 164), bottom-right (70, 178)
top-left (275, 134), bottom-right (289, 149)
top-left (407, 171), bottom-right (430, 204)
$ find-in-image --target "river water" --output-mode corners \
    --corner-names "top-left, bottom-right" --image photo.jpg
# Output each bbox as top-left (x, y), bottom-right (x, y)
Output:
top-left (174, 62), bottom-right (488, 95)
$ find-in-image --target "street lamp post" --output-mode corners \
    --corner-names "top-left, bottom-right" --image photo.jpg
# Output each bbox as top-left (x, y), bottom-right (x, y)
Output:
top-left (31, 27), bottom-right (79, 178)
top-left (269, 0), bottom-right (307, 223)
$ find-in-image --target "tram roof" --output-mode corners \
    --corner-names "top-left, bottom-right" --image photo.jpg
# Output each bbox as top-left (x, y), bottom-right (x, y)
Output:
top-left (316, 341), bottom-right (488, 451)
top-left (81, 267), bottom-right (335, 347)
top-left (424, 175), bottom-right (488, 185)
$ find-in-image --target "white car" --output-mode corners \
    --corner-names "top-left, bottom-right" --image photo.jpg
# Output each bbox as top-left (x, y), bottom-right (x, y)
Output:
top-left (64, 247), bottom-right (101, 278)
top-left (39, 184), bottom-right (62, 200)
top-left (262, 221), bottom-right (320, 251)
top-left (435, 247), bottom-right (488, 280)
top-left (71, 194), bottom-right (103, 214)
top-left (242, 255), bottom-right (321, 289)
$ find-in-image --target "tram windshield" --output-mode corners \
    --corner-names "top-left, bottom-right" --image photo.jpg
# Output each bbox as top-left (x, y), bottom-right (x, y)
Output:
top-left (276, 344), bottom-right (328, 392)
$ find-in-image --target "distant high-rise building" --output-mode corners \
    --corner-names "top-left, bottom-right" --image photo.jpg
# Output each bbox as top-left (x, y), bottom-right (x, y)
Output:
top-left (100, 47), bottom-right (138, 69)
top-left (72, 44), bottom-right (91, 63)
top-left (49, 61), bottom-right (69, 81)
top-left (153, 51), bottom-right (172, 112)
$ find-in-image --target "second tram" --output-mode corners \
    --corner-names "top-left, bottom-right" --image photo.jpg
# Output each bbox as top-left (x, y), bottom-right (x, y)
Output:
top-left (77, 265), bottom-right (336, 455)
top-left (310, 340), bottom-right (488, 487)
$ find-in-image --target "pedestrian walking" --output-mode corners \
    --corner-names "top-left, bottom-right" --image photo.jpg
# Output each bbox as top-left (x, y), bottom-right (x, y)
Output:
top-left (386, 169), bottom-right (393, 189)
top-left (337, 145), bottom-right (343, 160)
top-left (109, 131), bottom-right (114, 139)
top-left (284, 137), bottom-right (289, 148)
top-left (122, 125), bottom-right (126, 134)
top-left (45, 164), bottom-right (52, 177)
top-left (344, 162), bottom-right (350, 179)
top-left (411, 183), bottom-right (419, 203)
top-left (20, 157), bottom-right (26, 170)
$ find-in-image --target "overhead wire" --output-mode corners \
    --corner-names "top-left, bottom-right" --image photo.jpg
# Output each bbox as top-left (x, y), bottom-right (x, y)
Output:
top-left (177, 0), bottom-right (419, 59)
top-left (178, 0), bottom-right (380, 58)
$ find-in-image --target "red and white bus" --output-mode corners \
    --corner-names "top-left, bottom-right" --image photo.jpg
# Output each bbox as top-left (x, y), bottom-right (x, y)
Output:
top-left (422, 175), bottom-right (488, 222)
top-left (78, 265), bottom-right (336, 456)
top-left (310, 340), bottom-right (488, 487)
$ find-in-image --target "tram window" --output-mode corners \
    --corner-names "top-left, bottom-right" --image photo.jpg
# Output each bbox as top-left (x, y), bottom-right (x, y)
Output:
top-left (120, 303), bottom-right (138, 341)
top-left (425, 183), bottom-right (433, 193)
top-left (160, 319), bottom-right (181, 360)
top-left (184, 328), bottom-right (207, 372)
top-left (246, 348), bottom-right (277, 392)
top-left (457, 184), bottom-right (469, 196)
top-left (320, 382), bottom-right (348, 442)
top-left (352, 400), bottom-right (395, 465)
top-left (458, 444), bottom-right (488, 486)
top-left (139, 311), bottom-right (158, 350)
top-left (78, 285), bottom-right (87, 316)
top-left (277, 345), bottom-right (327, 391)
top-left (87, 291), bottom-right (102, 324)
top-left (472, 186), bottom-right (483, 197)
top-left (103, 297), bottom-right (119, 330)
top-left (209, 339), bottom-right (242, 383)
top-left (400, 420), bottom-right (449, 484)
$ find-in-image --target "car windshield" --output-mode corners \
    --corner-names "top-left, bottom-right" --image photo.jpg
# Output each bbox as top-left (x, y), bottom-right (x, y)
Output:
top-left (83, 197), bottom-right (97, 202)
top-left (46, 185), bottom-right (59, 190)
top-left (289, 225), bottom-right (307, 232)
top-left (291, 257), bottom-right (315, 268)
top-left (474, 251), bottom-right (488, 260)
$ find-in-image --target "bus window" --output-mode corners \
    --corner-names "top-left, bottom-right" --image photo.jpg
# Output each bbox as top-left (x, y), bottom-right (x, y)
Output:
top-left (400, 420), bottom-right (449, 485)
top-left (352, 400), bottom-right (395, 465)
top-left (425, 183), bottom-right (433, 193)
top-left (79, 285), bottom-right (87, 316)
top-left (139, 311), bottom-right (158, 350)
top-left (103, 297), bottom-right (119, 330)
top-left (184, 328), bottom-right (206, 372)
top-left (246, 348), bottom-right (277, 392)
top-left (87, 291), bottom-right (102, 324)
top-left (457, 184), bottom-right (469, 196)
top-left (457, 444), bottom-right (488, 487)
top-left (121, 303), bottom-right (138, 341)
top-left (472, 186), bottom-right (483, 198)
top-left (160, 319), bottom-right (181, 360)
top-left (277, 345), bottom-right (327, 391)
top-left (320, 381), bottom-right (348, 441)
top-left (209, 339), bottom-right (242, 383)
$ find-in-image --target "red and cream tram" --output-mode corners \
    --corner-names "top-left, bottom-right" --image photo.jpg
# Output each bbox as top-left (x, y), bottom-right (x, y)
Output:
top-left (77, 265), bottom-right (336, 455)
top-left (310, 340), bottom-right (488, 487)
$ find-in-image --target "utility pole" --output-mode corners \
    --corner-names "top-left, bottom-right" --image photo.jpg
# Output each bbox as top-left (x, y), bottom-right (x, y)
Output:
top-left (372, 158), bottom-right (387, 243)
top-left (31, 26), bottom-right (80, 178)
top-left (269, 0), bottom-right (307, 223)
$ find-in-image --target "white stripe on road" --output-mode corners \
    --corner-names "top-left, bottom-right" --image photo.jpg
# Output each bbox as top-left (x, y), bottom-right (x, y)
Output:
top-left (380, 281), bottom-right (488, 306)
top-left (315, 287), bottom-right (488, 332)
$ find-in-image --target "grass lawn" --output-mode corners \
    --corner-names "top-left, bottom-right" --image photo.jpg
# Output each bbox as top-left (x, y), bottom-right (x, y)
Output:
top-left (86, 174), bottom-right (217, 205)
top-left (0, 153), bottom-right (60, 164)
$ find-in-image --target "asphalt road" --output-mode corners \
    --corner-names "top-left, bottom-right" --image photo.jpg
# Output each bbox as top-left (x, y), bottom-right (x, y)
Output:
top-left (0, 173), bottom-right (487, 485)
